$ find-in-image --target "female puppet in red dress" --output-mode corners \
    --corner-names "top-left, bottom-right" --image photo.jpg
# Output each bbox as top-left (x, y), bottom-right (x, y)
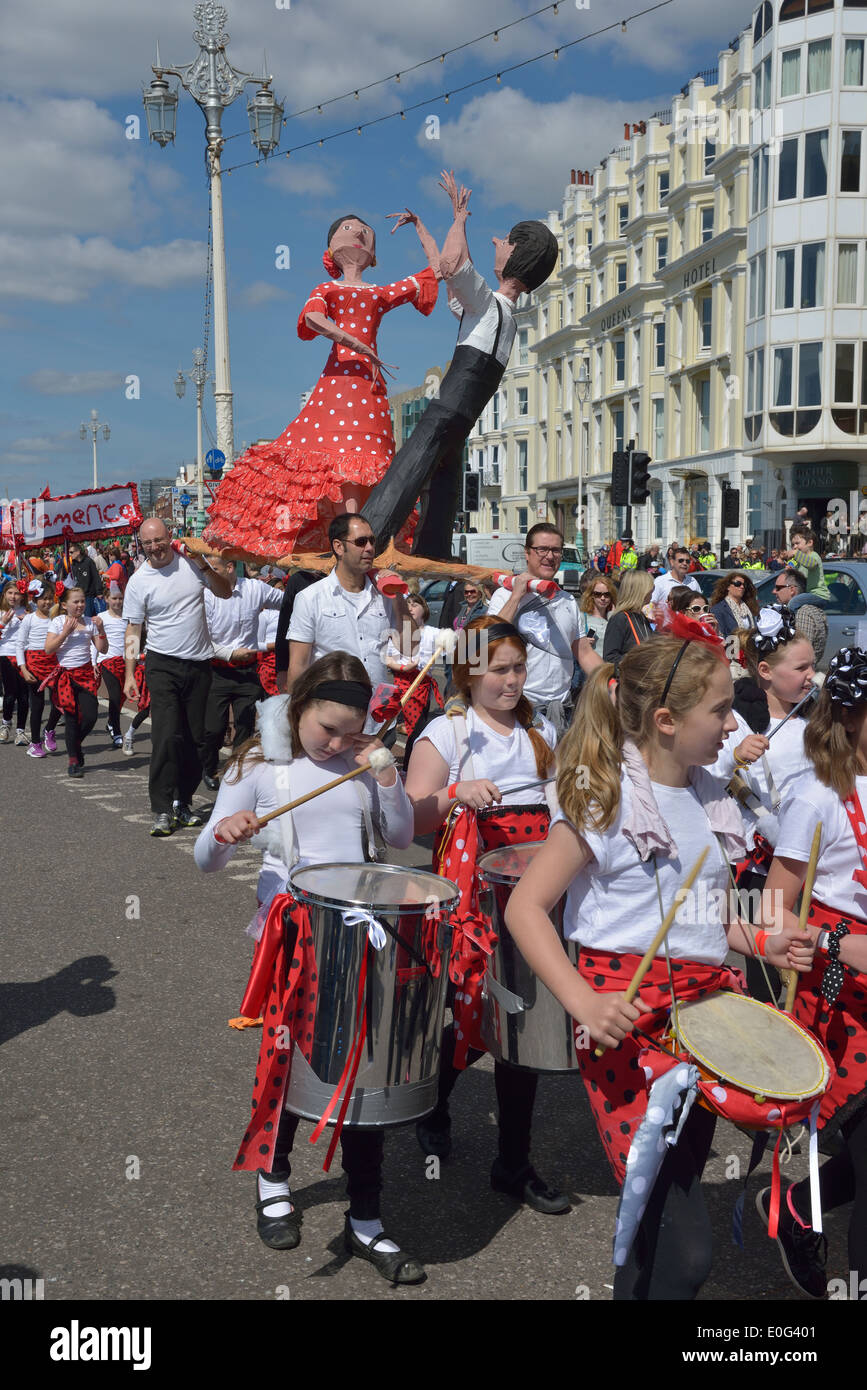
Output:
top-left (204, 215), bottom-right (438, 558)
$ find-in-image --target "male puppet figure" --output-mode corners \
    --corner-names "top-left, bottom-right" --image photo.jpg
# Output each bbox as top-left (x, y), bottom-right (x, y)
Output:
top-left (362, 172), bottom-right (559, 560)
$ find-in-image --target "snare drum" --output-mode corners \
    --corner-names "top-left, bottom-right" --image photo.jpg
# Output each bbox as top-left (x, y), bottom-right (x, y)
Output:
top-left (671, 992), bottom-right (831, 1128)
top-left (478, 843), bottom-right (580, 1073)
top-left (286, 862), bottom-right (458, 1128)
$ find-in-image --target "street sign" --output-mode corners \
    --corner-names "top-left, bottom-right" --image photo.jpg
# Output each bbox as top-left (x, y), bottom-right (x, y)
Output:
top-left (179, 493), bottom-right (192, 507)
top-left (205, 449), bottom-right (225, 472)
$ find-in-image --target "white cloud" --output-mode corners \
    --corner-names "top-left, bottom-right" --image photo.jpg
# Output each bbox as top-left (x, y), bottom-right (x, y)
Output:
top-left (265, 160), bottom-right (339, 198)
top-left (0, 234), bottom-right (206, 304)
top-left (22, 370), bottom-right (128, 396)
top-left (415, 88), bottom-right (670, 211)
top-left (0, 429), bottom-right (79, 470)
top-left (237, 281), bottom-right (289, 308)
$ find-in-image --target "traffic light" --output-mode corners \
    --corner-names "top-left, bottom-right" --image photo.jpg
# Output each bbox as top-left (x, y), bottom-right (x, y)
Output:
top-left (463, 471), bottom-right (481, 513)
top-left (611, 451), bottom-right (630, 507)
top-left (629, 451), bottom-right (652, 505)
top-left (722, 486), bottom-right (740, 528)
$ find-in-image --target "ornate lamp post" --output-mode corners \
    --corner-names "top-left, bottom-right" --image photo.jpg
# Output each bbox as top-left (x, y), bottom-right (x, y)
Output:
top-left (574, 361), bottom-right (591, 561)
top-left (174, 348), bottom-right (212, 536)
top-left (142, 3), bottom-right (283, 473)
top-left (80, 408), bottom-right (110, 488)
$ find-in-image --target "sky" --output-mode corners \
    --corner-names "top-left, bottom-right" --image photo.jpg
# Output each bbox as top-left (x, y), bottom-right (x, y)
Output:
top-left (0, 0), bottom-right (758, 502)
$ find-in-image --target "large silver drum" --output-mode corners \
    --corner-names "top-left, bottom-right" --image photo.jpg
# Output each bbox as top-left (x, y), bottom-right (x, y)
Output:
top-left (478, 844), bottom-right (580, 1073)
top-left (286, 863), bottom-right (458, 1127)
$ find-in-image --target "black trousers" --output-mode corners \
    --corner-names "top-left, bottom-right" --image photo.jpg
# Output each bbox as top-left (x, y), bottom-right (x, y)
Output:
top-left (100, 667), bottom-right (124, 737)
top-left (0, 655), bottom-right (27, 728)
top-left (792, 1098), bottom-right (867, 1274)
top-left (63, 685), bottom-right (99, 763)
top-left (27, 680), bottom-right (61, 745)
top-left (144, 651), bottom-right (212, 814)
top-left (201, 663), bottom-right (264, 776)
top-left (267, 1106), bottom-right (384, 1220)
top-left (430, 1020), bottom-right (538, 1172)
top-left (613, 1103), bottom-right (717, 1301)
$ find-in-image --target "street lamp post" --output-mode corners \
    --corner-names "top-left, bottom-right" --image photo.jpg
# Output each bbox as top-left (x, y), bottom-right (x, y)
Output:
top-left (574, 362), bottom-right (591, 563)
top-left (174, 348), bottom-right (212, 536)
top-left (142, 3), bottom-right (283, 473)
top-left (79, 408), bottom-right (110, 488)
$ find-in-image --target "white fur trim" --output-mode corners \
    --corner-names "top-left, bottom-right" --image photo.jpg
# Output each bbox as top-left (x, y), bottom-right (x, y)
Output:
top-left (260, 821), bottom-right (287, 860)
top-left (368, 746), bottom-right (395, 772)
top-left (256, 694), bottom-right (293, 764)
top-left (433, 627), bottom-right (458, 658)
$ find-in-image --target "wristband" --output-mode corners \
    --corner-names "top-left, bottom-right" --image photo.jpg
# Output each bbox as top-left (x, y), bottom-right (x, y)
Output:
top-left (447, 783), bottom-right (460, 801)
top-left (753, 929), bottom-right (768, 957)
top-left (213, 820), bottom-right (231, 845)
top-left (733, 750), bottom-right (751, 769)
top-left (817, 930), bottom-right (830, 954)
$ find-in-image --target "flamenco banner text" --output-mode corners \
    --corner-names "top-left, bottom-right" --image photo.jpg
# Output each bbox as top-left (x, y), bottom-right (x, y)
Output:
top-left (1, 484), bottom-right (142, 548)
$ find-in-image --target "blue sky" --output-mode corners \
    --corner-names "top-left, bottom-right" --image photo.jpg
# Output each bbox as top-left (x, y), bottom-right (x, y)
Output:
top-left (0, 0), bottom-right (756, 501)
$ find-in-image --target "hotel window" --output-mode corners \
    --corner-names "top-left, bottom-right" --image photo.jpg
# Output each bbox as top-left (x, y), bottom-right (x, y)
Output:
top-left (656, 235), bottom-right (668, 271)
top-left (841, 131), bottom-right (862, 193)
top-left (801, 242), bottom-right (825, 307)
top-left (701, 206), bottom-right (714, 243)
top-left (704, 139), bottom-right (716, 176)
top-left (699, 293), bottom-right (713, 352)
top-left (844, 40), bottom-right (865, 87)
top-left (517, 329), bottom-right (529, 366)
top-left (775, 248), bottom-right (796, 309)
top-left (652, 486), bottom-right (664, 536)
top-left (832, 343), bottom-right (867, 434)
top-left (747, 347), bottom-right (765, 414)
top-left (806, 38), bottom-right (832, 93)
top-left (490, 501), bottom-right (500, 529)
top-left (746, 484), bottom-right (763, 537)
top-left (804, 130), bottom-right (829, 198)
top-left (654, 320), bottom-right (666, 368)
top-left (780, 47), bottom-right (801, 97)
top-left (586, 228), bottom-right (593, 252)
top-left (616, 260), bottom-right (627, 295)
top-left (755, 55), bottom-right (772, 108)
top-left (781, 0), bottom-right (834, 16)
top-left (618, 203), bottom-right (628, 235)
top-left (612, 406), bottom-right (625, 452)
top-left (837, 242), bottom-right (860, 303)
top-left (694, 488), bottom-right (709, 535)
top-left (771, 342), bottom-right (823, 435)
top-left (492, 392), bottom-right (500, 429)
top-left (751, 146), bottom-right (769, 213)
top-left (614, 335), bottom-right (625, 384)
top-left (517, 440), bottom-right (528, 492)
top-left (517, 506), bottom-right (529, 531)
top-left (585, 282), bottom-right (592, 315)
top-left (658, 169), bottom-right (670, 203)
top-left (749, 252), bottom-right (767, 319)
top-left (653, 398), bottom-right (665, 458)
top-left (754, 0), bottom-right (772, 40)
top-left (778, 138), bottom-right (798, 201)
top-left (516, 387), bottom-right (529, 417)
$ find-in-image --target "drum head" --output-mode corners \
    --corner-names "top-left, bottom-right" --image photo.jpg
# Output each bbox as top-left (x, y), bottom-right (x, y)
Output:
top-left (673, 993), bottom-right (830, 1102)
top-left (478, 843), bottom-right (543, 883)
top-left (290, 862), bottom-right (459, 911)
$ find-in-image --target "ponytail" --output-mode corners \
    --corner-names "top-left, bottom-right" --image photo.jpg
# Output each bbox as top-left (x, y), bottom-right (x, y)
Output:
top-left (558, 663), bottom-right (622, 831)
top-left (515, 694), bottom-right (555, 779)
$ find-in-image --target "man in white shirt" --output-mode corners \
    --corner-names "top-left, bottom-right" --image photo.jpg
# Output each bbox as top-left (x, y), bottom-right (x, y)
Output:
top-left (287, 514), bottom-right (410, 701)
top-left (122, 518), bottom-right (233, 837)
top-left (362, 170), bottom-right (559, 559)
top-left (201, 555), bottom-right (284, 789)
top-left (651, 547), bottom-right (703, 606)
top-left (487, 523), bottom-right (601, 733)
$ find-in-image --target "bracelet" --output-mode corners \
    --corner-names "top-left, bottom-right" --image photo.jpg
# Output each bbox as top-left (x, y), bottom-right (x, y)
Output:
top-left (817, 930), bottom-right (830, 954)
top-left (447, 782), bottom-right (460, 801)
top-left (732, 750), bottom-right (751, 769)
top-left (753, 929), bottom-right (768, 957)
top-left (213, 820), bottom-right (231, 845)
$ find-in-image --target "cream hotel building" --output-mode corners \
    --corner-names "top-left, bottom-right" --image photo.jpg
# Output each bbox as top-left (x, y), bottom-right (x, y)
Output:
top-left (466, 0), bottom-right (867, 555)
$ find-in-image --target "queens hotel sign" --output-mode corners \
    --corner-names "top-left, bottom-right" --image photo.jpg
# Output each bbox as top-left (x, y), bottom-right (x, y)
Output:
top-left (599, 305), bottom-right (633, 333)
top-left (683, 256), bottom-right (716, 289)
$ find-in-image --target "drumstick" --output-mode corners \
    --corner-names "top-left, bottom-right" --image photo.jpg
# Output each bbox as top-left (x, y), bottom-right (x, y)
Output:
top-left (593, 847), bottom-right (708, 1058)
top-left (765, 684), bottom-right (819, 740)
top-left (257, 637), bottom-right (456, 828)
top-left (783, 821), bottom-right (822, 1013)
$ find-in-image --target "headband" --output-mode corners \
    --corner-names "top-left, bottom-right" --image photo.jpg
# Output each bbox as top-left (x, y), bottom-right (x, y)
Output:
top-left (309, 679), bottom-right (371, 712)
top-left (482, 621), bottom-right (524, 646)
top-left (753, 604), bottom-right (797, 658)
top-left (660, 640), bottom-right (691, 707)
top-left (825, 648), bottom-right (867, 708)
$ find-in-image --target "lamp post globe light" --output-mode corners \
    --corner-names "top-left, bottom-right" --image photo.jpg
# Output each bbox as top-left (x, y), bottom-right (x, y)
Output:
top-left (174, 347), bottom-right (212, 536)
top-left (80, 408), bottom-right (110, 489)
top-left (574, 361), bottom-right (590, 562)
top-left (142, 2), bottom-right (283, 474)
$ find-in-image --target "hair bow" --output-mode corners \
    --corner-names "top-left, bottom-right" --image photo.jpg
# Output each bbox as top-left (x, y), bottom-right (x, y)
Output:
top-left (826, 647), bottom-right (867, 708)
top-left (753, 604), bottom-right (797, 657)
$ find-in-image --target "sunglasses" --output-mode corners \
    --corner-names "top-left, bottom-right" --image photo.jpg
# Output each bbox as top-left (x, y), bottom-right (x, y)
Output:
top-left (593, 590), bottom-right (611, 599)
top-left (729, 579), bottom-right (746, 587)
top-left (343, 534), bottom-right (377, 548)
top-left (688, 604), bottom-right (709, 614)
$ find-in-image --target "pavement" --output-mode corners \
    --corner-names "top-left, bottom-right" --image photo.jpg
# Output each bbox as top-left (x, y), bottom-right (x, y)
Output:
top-left (0, 701), bottom-right (852, 1304)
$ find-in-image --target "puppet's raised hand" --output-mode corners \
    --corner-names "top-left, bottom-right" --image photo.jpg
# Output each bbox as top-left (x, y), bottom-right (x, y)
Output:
top-left (438, 170), bottom-right (471, 217)
top-left (387, 209), bottom-right (418, 234)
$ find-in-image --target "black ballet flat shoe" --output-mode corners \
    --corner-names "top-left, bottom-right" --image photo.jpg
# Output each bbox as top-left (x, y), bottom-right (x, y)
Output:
top-left (415, 1114), bottom-right (452, 1161)
top-left (343, 1214), bottom-right (426, 1285)
top-left (255, 1194), bottom-right (303, 1251)
top-left (490, 1159), bottom-right (571, 1215)
top-left (203, 774), bottom-right (220, 792)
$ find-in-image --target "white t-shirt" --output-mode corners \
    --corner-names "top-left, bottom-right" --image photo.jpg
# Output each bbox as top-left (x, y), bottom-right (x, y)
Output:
top-left (287, 569), bottom-right (397, 689)
top-left (48, 616), bottom-right (97, 669)
top-left (446, 259), bottom-right (517, 367)
top-left (96, 611), bottom-right (128, 663)
top-left (651, 571), bottom-right (702, 605)
top-left (417, 705), bottom-right (556, 804)
top-left (204, 576), bottom-right (282, 654)
top-left (194, 753), bottom-right (414, 908)
top-left (486, 586), bottom-right (583, 704)
top-left (257, 607), bottom-right (279, 650)
top-left (555, 772), bottom-right (731, 964)
top-left (0, 609), bottom-right (28, 658)
top-left (122, 553), bottom-right (212, 661)
top-left (16, 611), bottom-right (52, 662)
top-left (710, 709), bottom-right (810, 849)
top-left (385, 623), bottom-right (439, 670)
top-left (775, 771), bottom-right (867, 920)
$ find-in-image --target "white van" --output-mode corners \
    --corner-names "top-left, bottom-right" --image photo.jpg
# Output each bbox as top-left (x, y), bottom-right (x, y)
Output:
top-left (454, 534), bottom-right (527, 571)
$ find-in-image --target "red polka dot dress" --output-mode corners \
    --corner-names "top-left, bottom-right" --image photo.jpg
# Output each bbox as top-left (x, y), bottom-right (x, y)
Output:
top-left (204, 269), bottom-right (438, 557)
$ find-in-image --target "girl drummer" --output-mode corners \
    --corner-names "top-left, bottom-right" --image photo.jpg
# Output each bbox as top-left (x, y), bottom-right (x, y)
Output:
top-left (405, 616), bottom-right (568, 1212)
top-left (194, 652), bottom-right (424, 1285)
top-left (16, 578), bottom-right (63, 756)
top-left (504, 626), bottom-right (814, 1299)
top-left (761, 647), bottom-right (867, 1298)
top-left (44, 585), bottom-right (108, 776)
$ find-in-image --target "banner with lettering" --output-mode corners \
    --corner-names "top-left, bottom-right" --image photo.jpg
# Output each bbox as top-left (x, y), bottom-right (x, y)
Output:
top-left (0, 483), bottom-right (142, 549)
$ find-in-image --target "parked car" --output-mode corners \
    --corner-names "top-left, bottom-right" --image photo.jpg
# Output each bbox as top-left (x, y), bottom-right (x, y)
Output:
top-left (754, 561), bottom-right (867, 670)
top-left (419, 577), bottom-right (454, 627)
top-left (691, 568), bottom-right (770, 599)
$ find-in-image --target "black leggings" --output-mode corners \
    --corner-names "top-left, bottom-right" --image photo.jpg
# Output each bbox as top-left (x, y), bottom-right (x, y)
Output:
top-left (429, 1021), bottom-right (539, 1172)
top-left (613, 1103), bottom-right (717, 1301)
top-left (0, 655), bottom-right (27, 727)
top-left (100, 667), bottom-right (123, 736)
top-left (792, 1103), bottom-right (867, 1274)
top-left (130, 705), bottom-right (150, 731)
top-left (267, 1106), bottom-right (384, 1220)
top-left (27, 681), bottom-right (61, 745)
top-left (63, 685), bottom-right (98, 762)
